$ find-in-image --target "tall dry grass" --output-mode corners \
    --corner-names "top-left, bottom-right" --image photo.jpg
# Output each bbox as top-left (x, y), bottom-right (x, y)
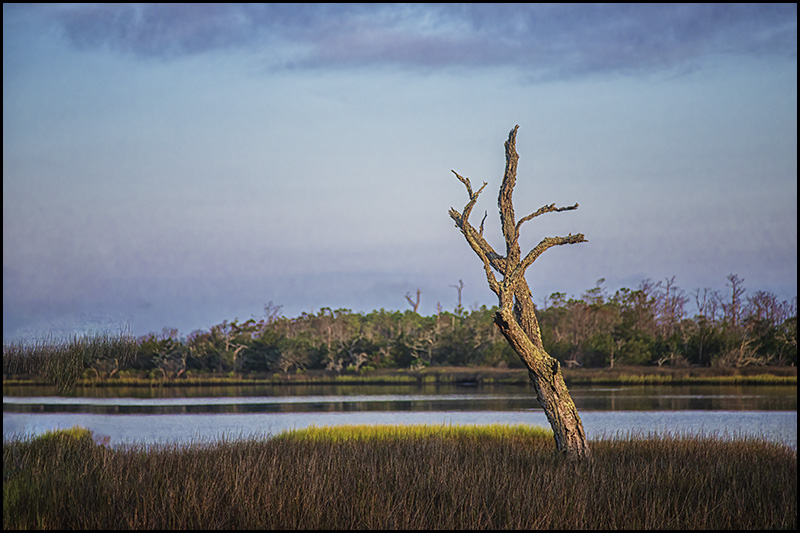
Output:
top-left (3, 333), bottom-right (137, 392)
top-left (3, 424), bottom-right (796, 529)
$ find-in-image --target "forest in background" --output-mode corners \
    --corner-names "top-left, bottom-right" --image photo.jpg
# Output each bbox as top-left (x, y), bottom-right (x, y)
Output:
top-left (3, 274), bottom-right (797, 382)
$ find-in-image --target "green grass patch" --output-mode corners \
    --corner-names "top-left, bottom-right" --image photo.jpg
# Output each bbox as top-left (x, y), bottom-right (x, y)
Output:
top-left (272, 423), bottom-right (552, 443)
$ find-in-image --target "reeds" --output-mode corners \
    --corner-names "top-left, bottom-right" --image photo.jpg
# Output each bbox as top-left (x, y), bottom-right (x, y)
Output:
top-left (565, 372), bottom-right (797, 386)
top-left (4, 364), bottom-right (795, 388)
top-left (3, 333), bottom-right (137, 393)
top-left (4, 424), bottom-right (796, 530)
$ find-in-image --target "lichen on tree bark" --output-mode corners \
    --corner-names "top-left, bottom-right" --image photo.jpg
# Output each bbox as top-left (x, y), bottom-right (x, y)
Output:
top-left (449, 125), bottom-right (591, 459)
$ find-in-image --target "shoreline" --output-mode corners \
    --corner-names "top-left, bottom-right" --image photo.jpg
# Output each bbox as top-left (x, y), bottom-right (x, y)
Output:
top-left (3, 365), bottom-right (796, 388)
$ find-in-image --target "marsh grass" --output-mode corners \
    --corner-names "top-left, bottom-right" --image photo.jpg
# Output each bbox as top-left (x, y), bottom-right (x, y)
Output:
top-left (4, 334), bottom-right (796, 389)
top-left (3, 333), bottom-right (137, 393)
top-left (272, 423), bottom-right (552, 443)
top-left (3, 424), bottom-right (796, 530)
top-left (4, 364), bottom-right (795, 389)
top-left (565, 372), bottom-right (797, 386)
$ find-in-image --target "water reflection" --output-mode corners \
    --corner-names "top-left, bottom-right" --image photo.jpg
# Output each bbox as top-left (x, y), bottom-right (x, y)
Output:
top-left (4, 397), bottom-right (539, 415)
top-left (570, 385), bottom-right (796, 411)
top-left (3, 384), bottom-right (796, 414)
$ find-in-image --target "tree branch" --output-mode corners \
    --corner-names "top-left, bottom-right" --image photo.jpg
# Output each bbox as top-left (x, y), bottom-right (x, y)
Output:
top-left (516, 233), bottom-right (588, 279)
top-left (450, 172), bottom-right (508, 275)
top-left (450, 173), bottom-right (507, 294)
top-left (515, 202), bottom-right (579, 238)
top-left (451, 170), bottom-right (487, 224)
top-left (498, 125), bottom-right (521, 264)
top-left (449, 208), bottom-right (502, 295)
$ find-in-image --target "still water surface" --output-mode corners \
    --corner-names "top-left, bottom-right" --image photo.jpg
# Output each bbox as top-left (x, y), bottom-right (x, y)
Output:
top-left (3, 383), bottom-right (796, 448)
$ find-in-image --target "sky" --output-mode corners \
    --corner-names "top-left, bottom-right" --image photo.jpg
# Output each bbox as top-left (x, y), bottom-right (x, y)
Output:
top-left (3, 3), bottom-right (797, 342)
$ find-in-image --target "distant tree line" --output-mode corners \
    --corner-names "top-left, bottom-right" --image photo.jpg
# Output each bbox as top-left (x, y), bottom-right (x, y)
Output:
top-left (128, 274), bottom-right (797, 377)
top-left (3, 274), bottom-right (796, 383)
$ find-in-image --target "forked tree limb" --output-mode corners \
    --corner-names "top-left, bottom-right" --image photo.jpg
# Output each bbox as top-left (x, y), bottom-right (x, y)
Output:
top-left (448, 178), bottom-right (507, 277)
top-left (449, 205), bottom-right (502, 296)
top-left (451, 170), bottom-right (487, 223)
top-left (450, 126), bottom-right (586, 291)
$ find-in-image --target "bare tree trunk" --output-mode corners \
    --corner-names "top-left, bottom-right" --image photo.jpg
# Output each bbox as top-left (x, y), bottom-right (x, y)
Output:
top-left (494, 307), bottom-right (589, 456)
top-left (451, 279), bottom-right (465, 315)
top-left (450, 125), bottom-right (590, 459)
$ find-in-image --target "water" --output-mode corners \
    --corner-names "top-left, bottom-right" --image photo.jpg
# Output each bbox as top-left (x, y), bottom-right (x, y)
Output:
top-left (3, 383), bottom-right (796, 448)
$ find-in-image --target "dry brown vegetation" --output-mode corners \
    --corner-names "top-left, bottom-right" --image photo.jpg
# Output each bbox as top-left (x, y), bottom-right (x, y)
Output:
top-left (4, 425), bottom-right (796, 530)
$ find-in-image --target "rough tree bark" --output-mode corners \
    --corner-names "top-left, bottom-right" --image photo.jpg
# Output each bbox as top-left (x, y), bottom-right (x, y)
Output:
top-left (449, 125), bottom-right (591, 459)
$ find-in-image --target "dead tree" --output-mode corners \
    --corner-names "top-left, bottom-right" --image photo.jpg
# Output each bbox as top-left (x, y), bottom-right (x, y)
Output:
top-left (405, 289), bottom-right (421, 313)
top-left (449, 125), bottom-right (591, 459)
top-left (450, 279), bottom-right (465, 315)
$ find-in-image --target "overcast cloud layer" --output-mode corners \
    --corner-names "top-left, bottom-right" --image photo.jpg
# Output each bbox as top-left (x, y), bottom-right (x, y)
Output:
top-left (3, 3), bottom-right (797, 340)
top-left (39, 4), bottom-right (797, 73)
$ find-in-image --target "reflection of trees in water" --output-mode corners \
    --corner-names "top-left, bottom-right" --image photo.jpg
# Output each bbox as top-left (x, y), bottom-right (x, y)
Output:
top-left (5, 384), bottom-right (795, 416)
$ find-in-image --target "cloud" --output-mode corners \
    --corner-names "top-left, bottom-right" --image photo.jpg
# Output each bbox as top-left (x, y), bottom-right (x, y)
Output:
top-left (42, 4), bottom-right (796, 78)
